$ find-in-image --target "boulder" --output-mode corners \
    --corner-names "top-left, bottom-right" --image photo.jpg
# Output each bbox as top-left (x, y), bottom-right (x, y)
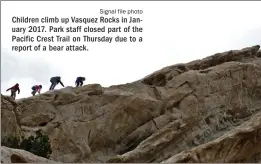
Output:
top-left (1, 146), bottom-right (56, 163)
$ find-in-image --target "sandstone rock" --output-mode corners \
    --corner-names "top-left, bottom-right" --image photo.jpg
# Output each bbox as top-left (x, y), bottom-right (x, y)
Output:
top-left (186, 45), bottom-right (260, 70)
top-left (1, 45), bottom-right (261, 163)
top-left (1, 95), bottom-right (22, 141)
top-left (257, 50), bottom-right (261, 57)
top-left (1, 146), bottom-right (56, 163)
top-left (161, 110), bottom-right (261, 163)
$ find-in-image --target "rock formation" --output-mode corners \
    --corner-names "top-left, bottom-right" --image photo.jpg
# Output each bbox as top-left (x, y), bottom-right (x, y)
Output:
top-left (1, 45), bottom-right (261, 163)
top-left (1, 146), bottom-right (56, 163)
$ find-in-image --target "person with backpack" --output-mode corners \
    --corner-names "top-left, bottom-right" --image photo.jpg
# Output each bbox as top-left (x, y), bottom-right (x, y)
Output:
top-left (31, 85), bottom-right (42, 96)
top-left (49, 76), bottom-right (64, 90)
top-left (75, 77), bottom-right (85, 87)
top-left (6, 83), bottom-right (20, 100)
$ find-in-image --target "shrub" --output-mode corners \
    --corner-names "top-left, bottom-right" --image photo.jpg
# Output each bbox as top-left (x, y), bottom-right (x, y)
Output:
top-left (1, 130), bottom-right (52, 159)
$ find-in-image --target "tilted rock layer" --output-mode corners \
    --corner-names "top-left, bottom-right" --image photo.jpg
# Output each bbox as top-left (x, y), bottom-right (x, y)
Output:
top-left (1, 45), bottom-right (261, 163)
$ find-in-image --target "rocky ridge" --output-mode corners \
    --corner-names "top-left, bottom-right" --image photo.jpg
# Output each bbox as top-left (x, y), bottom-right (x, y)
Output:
top-left (1, 45), bottom-right (261, 163)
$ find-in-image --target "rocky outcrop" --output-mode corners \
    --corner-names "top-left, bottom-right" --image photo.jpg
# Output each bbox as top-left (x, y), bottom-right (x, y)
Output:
top-left (1, 146), bottom-right (55, 163)
top-left (1, 45), bottom-right (261, 163)
top-left (1, 95), bottom-right (22, 141)
top-left (161, 110), bottom-right (261, 163)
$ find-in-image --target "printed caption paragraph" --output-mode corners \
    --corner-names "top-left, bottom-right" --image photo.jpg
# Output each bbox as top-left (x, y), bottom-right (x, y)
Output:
top-left (11, 9), bottom-right (144, 52)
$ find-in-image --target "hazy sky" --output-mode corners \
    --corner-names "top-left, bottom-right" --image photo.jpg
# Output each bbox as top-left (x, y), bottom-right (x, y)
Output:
top-left (1, 1), bottom-right (261, 99)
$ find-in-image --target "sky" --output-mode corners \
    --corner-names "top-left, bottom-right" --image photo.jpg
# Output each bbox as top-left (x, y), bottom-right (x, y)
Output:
top-left (1, 1), bottom-right (261, 99)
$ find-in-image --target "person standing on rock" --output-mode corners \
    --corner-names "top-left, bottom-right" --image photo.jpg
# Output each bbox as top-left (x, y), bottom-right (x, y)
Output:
top-left (31, 85), bottom-right (42, 96)
top-left (6, 83), bottom-right (20, 100)
top-left (75, 77), bottom-right (85, 87)
top-left (49, 76), bottom-right (64, 90)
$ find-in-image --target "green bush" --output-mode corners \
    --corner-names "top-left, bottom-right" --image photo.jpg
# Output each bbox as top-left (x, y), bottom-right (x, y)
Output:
top-left (1, 130), bottom-right (52, 159)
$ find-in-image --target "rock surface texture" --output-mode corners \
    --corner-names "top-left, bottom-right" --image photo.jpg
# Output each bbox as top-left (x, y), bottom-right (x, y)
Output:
top-left (1, 45), bottom-right (261, 163)
top-left (1, 146), bottom-right (55, 163)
